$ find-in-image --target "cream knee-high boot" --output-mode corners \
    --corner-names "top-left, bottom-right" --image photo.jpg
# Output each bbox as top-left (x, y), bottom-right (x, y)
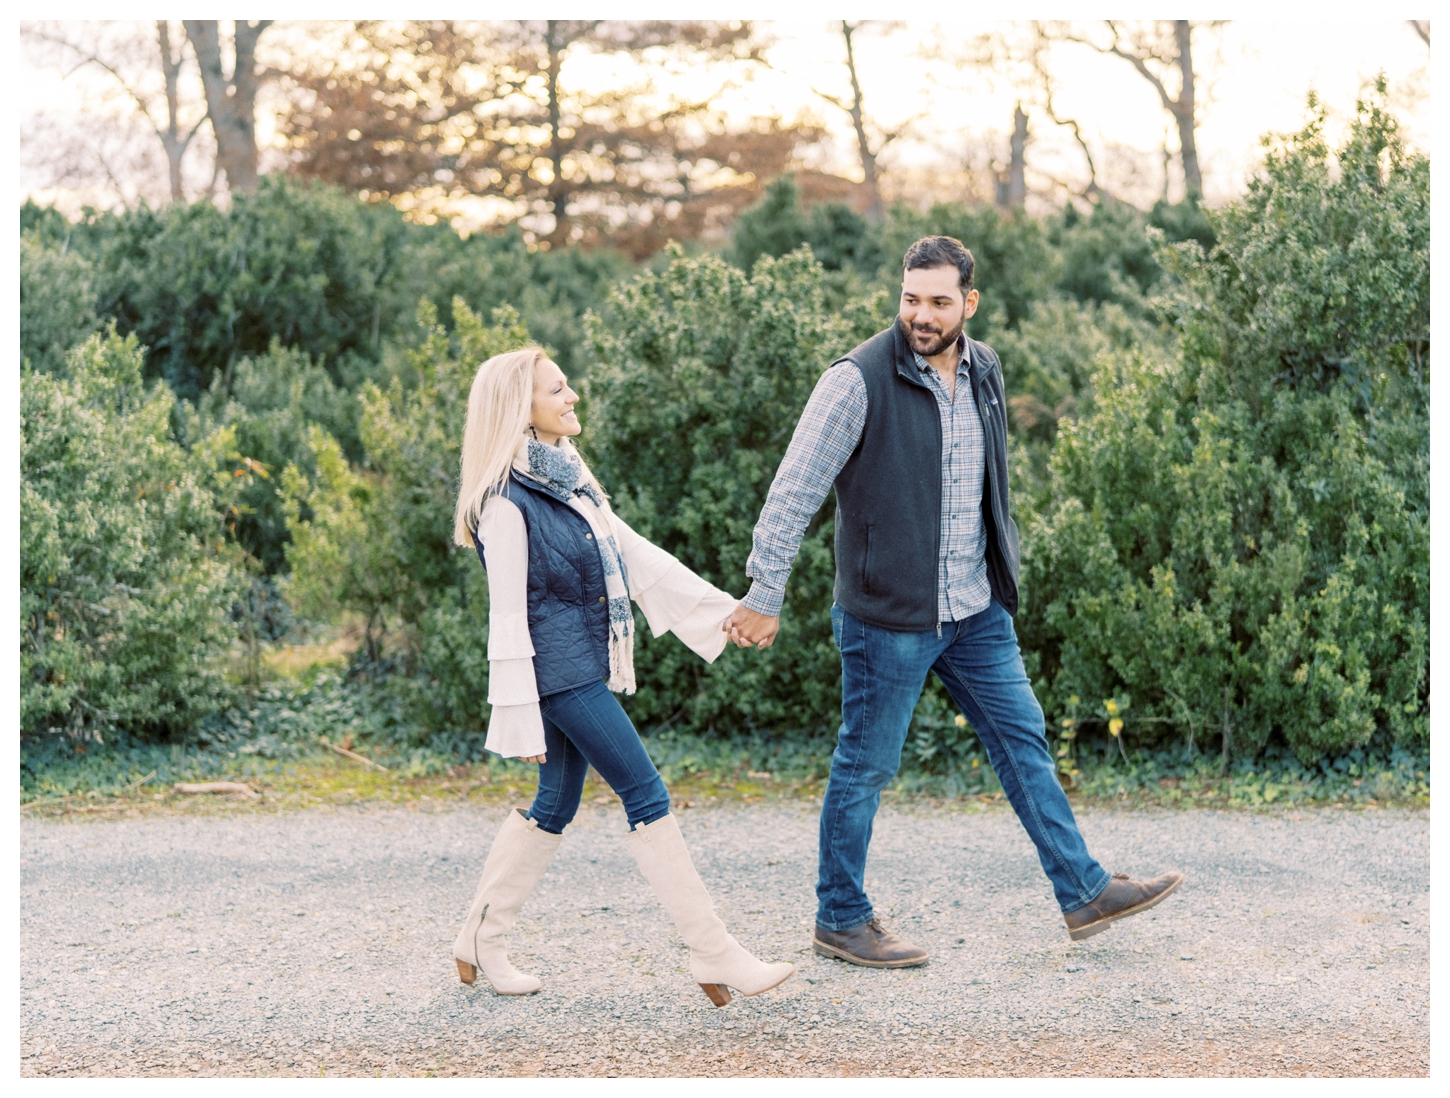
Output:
top-left (453, 808), bottom-right (563, 995)
top-left (627, 813), bottom-right (795, 1006)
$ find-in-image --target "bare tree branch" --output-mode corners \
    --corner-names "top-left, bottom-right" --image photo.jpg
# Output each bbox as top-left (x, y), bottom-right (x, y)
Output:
top-left (1409, 20), bottom-right (1430, 47)
top-left (810, 20), bottom-right (907, 220)
top-left (155, 22), bottom-right (208, 201)
top-left (1099, 21), bottom-right (1176, 110)
top-left (1044, 19), bottom-right (1207, 198)
top-left (22, 21), bottom-right (211, 204)
top-left (1023, 31), bottom-right (1110, 205)
top-left (272, 20), bottom-right (811, 253)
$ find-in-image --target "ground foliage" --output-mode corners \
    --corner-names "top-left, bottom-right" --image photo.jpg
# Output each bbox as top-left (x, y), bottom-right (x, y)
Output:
top-left (20, 681), bottom-right (1426, 810)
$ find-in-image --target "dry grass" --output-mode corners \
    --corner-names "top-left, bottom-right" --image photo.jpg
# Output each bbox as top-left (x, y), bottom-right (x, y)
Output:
top-left (21, 751), bottom-right (1420, 824)
top-left (259, 619), bottom-right (368, 678)
top-left (18, 753), bottom-right (836, 822)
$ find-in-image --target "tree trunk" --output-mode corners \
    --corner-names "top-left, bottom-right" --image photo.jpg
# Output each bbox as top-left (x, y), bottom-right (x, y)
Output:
top-left (232, 20), bottom-right (267, 163)
top-left (1173, 20), bottom-right (1202, 199)
top-left (156, 22), bottom-right (187, 202)
top-left (841, 22), bottom-right (882, 221)
top-left (1007, 103), bottom-right (1028, 209)
top-left (545, 20), bottom-right (569, 245)
top-left (184, 19), bottom-right (270, 195)
top-left (1162, 134), bottom-right (1172, 203)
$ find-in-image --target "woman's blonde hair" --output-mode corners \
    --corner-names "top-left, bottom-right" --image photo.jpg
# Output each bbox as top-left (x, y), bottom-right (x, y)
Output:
top-left (453, 346), bottom-right (547, 546)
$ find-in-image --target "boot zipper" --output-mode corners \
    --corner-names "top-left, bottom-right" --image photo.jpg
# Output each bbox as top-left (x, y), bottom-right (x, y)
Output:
top-left (473, 902), bottom-right (490, 966)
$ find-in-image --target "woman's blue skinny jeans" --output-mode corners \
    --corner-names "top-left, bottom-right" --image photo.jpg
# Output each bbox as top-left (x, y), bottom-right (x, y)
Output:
top-left (526, 679), bottom-right (671, 834)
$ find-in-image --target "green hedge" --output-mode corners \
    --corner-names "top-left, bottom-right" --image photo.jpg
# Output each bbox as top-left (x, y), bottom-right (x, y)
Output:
top-left (582, 246), bottom-right (891, 737)
top-left (21, 332), bottom-right (250, 740)
top-left (1016, 92), bottom-right (1428, 766)
top-left (21, 178), bottom-right (632, 401)
top-left (18, 94), bottom-right (1428, 775)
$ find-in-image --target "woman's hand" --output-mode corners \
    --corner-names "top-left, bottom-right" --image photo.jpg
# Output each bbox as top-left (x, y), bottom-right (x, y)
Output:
top-left (520, 754), bottom-right (546, 764)
top-left (724, 605), bottom-right (779, 649)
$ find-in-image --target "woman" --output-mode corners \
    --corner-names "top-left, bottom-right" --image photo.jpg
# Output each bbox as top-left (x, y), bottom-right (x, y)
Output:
top-left (449, 347), bottom-right (794, 1007)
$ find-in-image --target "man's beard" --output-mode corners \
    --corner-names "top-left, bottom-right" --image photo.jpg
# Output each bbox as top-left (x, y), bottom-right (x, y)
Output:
top-left (899, 312), bottom-right (965, 358)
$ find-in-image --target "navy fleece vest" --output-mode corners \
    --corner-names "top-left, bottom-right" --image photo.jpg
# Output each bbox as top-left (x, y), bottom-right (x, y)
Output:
top-left (473, 472), bottom-right (611, 697)
top-left (831, 322), bottom-right (1020, 630)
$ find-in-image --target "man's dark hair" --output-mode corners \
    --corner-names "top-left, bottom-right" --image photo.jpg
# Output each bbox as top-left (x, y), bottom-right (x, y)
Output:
top-left (903, 235), bottom-right (975, 296)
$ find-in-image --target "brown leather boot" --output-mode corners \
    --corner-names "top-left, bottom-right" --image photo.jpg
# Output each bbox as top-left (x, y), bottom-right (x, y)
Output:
top-left (1064, 870), bottom-right (1185, 941)
top-left (812, 917), bottom-right (928, 968)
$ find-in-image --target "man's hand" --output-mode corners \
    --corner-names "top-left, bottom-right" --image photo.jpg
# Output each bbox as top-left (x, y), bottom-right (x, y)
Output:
top-left (724, 605), bottom-right (780, 650)
top-left (520, 754), bottom-right (546, 764)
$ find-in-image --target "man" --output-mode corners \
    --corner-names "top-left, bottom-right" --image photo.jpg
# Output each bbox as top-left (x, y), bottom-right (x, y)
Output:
top-left (725, 236), bottom-right (1183, 967)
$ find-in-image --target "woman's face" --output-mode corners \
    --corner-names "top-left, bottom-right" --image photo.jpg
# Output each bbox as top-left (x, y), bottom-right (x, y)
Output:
top-left (529, 358), bottom-right (581, 445)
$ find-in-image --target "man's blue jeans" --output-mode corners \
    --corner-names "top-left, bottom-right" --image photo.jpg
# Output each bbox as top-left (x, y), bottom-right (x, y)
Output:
top-left (817, 601), bottom-right (1111, 931)
top-left (527, 680), bottom-right (672, 834)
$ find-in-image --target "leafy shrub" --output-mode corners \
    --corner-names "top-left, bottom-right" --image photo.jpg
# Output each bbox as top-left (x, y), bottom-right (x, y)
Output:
top-left (727, 175), bottom-right (884, 276)
top-left (16, 99), bottom-right (1428, 784)
top-left (20, 233), bottom-right (101, 375)
top-left (1047, 200), bottom-right (1161, 312)
top-left (56, 178), bottom-right (421, 398)
top-left (20, 331), bottom-right (251, 741)
top-left (182, 342), bottom-right (361, 574)
top-left (280, 299), bottom-right (532, 743)
top-left (21, 178), bottom-right (632, 399)
top-left (582, 245), bottom-right (892, 737)
top-left (994, 297), bottom-right (1161, 450)
top-left (1019, 91), bottom-right (1429, 765)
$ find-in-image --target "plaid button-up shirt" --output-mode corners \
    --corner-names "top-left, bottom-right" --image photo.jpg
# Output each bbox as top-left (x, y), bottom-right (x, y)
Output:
top-left (742, 334), bottom-right (993, 624)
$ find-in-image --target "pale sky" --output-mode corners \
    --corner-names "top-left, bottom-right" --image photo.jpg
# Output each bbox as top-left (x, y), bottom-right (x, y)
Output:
top-left (18, 16), bottom-right (1431, 220)
top-left (747, 19), bottom-right (1430, 207)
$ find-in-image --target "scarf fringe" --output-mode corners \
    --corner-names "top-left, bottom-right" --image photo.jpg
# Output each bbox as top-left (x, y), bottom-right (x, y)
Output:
top-left (607, 630), bottom-right (635, 695)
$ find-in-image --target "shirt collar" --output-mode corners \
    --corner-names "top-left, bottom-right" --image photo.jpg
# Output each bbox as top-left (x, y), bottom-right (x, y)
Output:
top-left (912, 333), bottom-right (971, 375)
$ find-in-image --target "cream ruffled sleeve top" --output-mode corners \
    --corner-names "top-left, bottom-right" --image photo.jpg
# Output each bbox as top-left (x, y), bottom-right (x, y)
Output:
top-left (608, 511), bottom-right (737, 664)
top-left (476, 495), bottom-right (738, 760)
top-left (477, 494), bottom-right (547, 759)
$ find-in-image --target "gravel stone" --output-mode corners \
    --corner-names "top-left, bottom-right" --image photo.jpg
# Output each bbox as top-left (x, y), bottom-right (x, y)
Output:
top-left (20, 799), bottom-right (1428, 1076)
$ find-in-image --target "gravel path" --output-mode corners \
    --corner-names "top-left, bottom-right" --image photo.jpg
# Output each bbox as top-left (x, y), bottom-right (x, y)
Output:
top-left (20, 798), bottom-right (1428, 1077)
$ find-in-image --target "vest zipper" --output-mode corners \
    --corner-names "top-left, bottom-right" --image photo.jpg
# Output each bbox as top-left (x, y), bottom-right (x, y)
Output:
top-left (979, 373), bottom-right (1006, 569)
top-left (932, 370), bottom-right (943, 633)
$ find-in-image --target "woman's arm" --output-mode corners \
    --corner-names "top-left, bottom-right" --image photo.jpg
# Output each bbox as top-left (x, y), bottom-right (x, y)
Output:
top-left (610, 512), bottom-right (736, 664)
top-left (478, 495), bottom-right (547, 760)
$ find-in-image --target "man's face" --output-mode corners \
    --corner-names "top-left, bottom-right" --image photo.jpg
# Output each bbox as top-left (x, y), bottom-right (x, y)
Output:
top-left (898, 265), bottom-right (980, 358)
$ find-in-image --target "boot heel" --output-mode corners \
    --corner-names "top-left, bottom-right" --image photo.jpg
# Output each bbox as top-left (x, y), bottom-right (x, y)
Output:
top-left (699, 983), bottom-right (732, 1007)
top-left (456, 959), bottom-right (478, 986)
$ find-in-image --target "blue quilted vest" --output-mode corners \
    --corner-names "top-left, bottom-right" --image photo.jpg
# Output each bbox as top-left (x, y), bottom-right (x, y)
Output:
top-left (473, 471), bottom-right (611, 697)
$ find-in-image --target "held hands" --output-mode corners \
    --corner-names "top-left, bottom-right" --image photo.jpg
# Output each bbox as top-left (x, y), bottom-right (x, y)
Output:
top-left (724, 605), bottom-right (780, 650)
top-left (520, 754), bottom-right (546, 764)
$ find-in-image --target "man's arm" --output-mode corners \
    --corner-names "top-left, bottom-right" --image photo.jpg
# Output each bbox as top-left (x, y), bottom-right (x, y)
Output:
top-left (726, 363), bottom-right (867, 648)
